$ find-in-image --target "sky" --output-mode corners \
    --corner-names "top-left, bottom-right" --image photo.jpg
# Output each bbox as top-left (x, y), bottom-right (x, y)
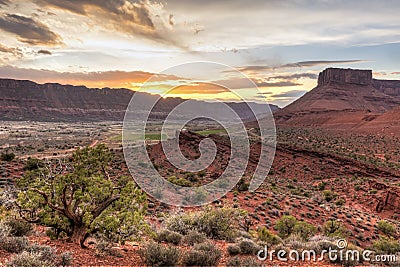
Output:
top-left (0, 0), bottom-right (399, 107)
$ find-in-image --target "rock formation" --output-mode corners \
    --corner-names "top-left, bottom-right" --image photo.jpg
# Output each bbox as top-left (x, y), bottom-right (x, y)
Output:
top-left (0, 79), bottom-right (279, 121)
top-left (318, 68), bottom-right (372, 86)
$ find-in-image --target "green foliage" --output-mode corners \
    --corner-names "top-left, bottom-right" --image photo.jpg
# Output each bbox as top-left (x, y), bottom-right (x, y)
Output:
top-left (293, 221), bottom-right (316, 241)
top-left (275, 215), bottom-right (297, 238)
top-left (166, 207), bottom-right (246, 241)
top-left (5, 219), bottom-right (33, 237)
top-left (322, 190), bottom-right (337, 202)
top-left (156, 229), bottom-right (183, 245)
top-left (1, 152), bottom-right (15, 162)
top-left (257, 226), bottom-right (282, 246)
top-left (372, 236), bottom-right (400, 254)
top-left (376, 220), bottom-right (396, 236)
top-left (167, 176), bottom-right (192, 187)
top-left (16, 144), bottom-right (149, 246)
top-left (323, 220), bottom-right (346, 238)
top-left (139, 242), bottom-right (181, 267)
top-left (182, 242), bottom-right (221, 266)
top-left (23, 158), bottom-right (44, 171)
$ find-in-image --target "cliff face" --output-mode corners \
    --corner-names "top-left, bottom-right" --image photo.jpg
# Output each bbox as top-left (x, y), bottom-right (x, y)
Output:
top-left (317, 68), bottom-right (372, 86)
top-left (275, 67), bottom-right (400, 127)
top-left (0, 79), bottom-right (278, 121)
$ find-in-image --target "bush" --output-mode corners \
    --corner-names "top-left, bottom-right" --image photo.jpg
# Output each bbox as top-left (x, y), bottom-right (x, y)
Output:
top-left (166, 207), bottom-right (245, 241)
top-left (5, 219), bottom-right (33, 237)
top-left (59, 252), bottom-right (73, 267)
top-left (95, 241), bottom-right (123, 258)
top-left (156, 229), bottom-right (183, 245)
top-left (182, 230), bottom-right (207, 245)
top-left (0, 236), bottom-right (29, 253)
top-left (227, 244), bottom-right (241, 255)
top-left (372, 236), bottom-right (400, 254)
top-left (23, 158), bottom-right (44, 171)
top-left (182, 242), bottom-right (221, 266)
top-left (376, 220), bottom-right (396, 236)
top-left (6, 252), bottom-right (47, 267)
top-left (1, 152), bottom-right (15, 162)
top-left (323, 220), bottom-right (346, 238)
top-left (238, 239), bottom-right (260, 255)
top-left (257, 226), bottom-right (282, 246)
top-left (139, 242), bottom-right (181, 266)
top-left (293, 221), bottom-right (316, 241)
top-left (323, 190), bottom-right (337, 202)
top-left (275, 215), bottom-right (297, 238)
top-left (227, 257), bottom-right (262, 267)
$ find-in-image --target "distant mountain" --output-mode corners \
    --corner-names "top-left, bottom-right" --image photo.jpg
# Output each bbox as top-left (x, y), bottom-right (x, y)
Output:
top-left (275, 68), bottom-right (400, 129)
top-left (0, 79), bottom-right (279, 122)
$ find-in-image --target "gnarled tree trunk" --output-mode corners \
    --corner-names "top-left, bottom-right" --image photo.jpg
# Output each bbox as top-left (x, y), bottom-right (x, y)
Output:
top-left (70, 224), bottom-right (89, 248)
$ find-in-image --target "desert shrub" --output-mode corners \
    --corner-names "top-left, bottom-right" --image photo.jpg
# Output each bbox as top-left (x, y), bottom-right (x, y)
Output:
top-left (376, 220), bottom-right (396, 236)
top-left (1, 152), bottom-right (15, 162)
top-left (5, 219), bottom-right (33, 237)
top-left (322, 190), bottom-right (337, 202)
top-left (0, 221), bottom-right (11, 238)
top-left (182, 242), bottom-right (221, 266)
top-left (372, 236), bottom-right (400, 254)
top-left (227, 244), bottom-right (241, 255)
top-left (226, 257), bottom-right (262, 267)
top-left (166, 207), bottom-right (245, 241)
top-left (335, 198), bottom-right (345, 206)
top-left (182, 230), bottom-right (207, 245)
top-left (236, 177), bottom-right (249, 192)
top-left (59, 252), bottom-right (73, 267)
top-left (156, 229), bottom-right (182, 245)
top-left (23, 158), bottom-right (44, 171)
top-left (0, 236), bottom-right (29, 253)
top-left (6, 252), bottom-right (47, 267)
top-left (257, 226), bottom-right (282, 246)
top-left (139, 242), bottom-right (181, 266)
top-left (323, 220), bottom-right (346, 238)
top-left (95, 240), bottom-right (123, 258)
top-left (238, 239), bottom-right (261, 255)
top-left (275, 215), bottom-right (298, 238)
top-left (293, 221), bottom-right (316, 241)
top-left (27, 244), bottom-right (56, 261)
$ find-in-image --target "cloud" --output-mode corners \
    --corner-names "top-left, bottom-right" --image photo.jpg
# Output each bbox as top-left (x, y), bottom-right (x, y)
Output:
top-left (391, 72), bottom-right (400, 75)
top-left (270, 90), bottom-right (307, 98)
top-left (34, 0), bottom-right (181, 48)
top-left (235, 60), bottom-right (366, 73)
top-left (281, 60), bottom-right (366, 68)
top-left (255, 81), bottom-right (302, 87)
top-left (0, 43), bottom-right (22, 58)
top-left (0, 14), bottom-right (62, 46)
top-left (268, 73), bottom-right (318, 80)
top-left (0, 0), bottom-right (9, 6)
top-left (0, 65), bottom-right (182, 88)
top-left (37, 49), bottom-right (52, 55)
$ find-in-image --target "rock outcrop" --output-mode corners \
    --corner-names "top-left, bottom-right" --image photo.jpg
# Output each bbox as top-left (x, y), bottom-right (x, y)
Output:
top-left (318, 68), bottom-right (372, 86)
top-left (275, 68), bottom-right (400, 128)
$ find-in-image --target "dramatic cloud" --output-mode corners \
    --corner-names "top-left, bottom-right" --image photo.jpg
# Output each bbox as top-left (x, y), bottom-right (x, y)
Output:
top-left (0, 14), bottom-right (62, 46)
top-left (0, 65), bottom-right (182, 88)
top-left (34, 0), bottom-right (179, 47)
top-left (37, 49), bottom-right (52, 55)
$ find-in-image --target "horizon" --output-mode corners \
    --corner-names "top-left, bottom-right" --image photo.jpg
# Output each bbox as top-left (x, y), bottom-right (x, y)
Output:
top-left (0, 1), bottom-right (400, 107)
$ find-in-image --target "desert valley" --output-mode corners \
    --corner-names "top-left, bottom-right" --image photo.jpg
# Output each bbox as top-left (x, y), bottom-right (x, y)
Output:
top-left (0, 67), bottom-right (399, 266)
